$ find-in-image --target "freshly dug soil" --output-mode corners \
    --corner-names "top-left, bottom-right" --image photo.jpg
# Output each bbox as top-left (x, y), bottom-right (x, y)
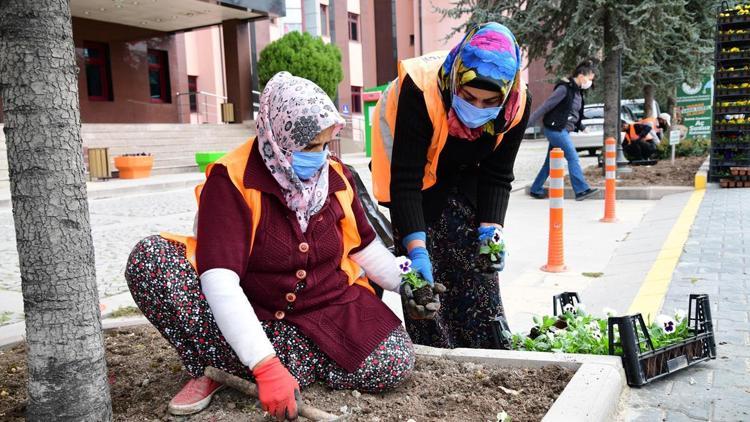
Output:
top-left (570, 155), bottom-right (706, 187)
top-left (0, 325), bottom-right (574, 422)
top-left (412, 285), bottom-right (434, 306)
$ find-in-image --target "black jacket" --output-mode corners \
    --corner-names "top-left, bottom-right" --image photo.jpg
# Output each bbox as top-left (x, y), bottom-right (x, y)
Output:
top-left (542, 79), bottom-right (584, 132)
top-left (386, 75), bottom-right (531, 236)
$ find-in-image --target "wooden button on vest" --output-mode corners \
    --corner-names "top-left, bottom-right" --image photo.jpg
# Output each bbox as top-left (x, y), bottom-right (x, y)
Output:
top-left (296, 269), bottom-right (307, 280)
top-left (285, 293), bottom-right (297, 303)
top-left (274, 310), bottom-right (285, 320)
top-left (298, 242), bottom-right (309, 253)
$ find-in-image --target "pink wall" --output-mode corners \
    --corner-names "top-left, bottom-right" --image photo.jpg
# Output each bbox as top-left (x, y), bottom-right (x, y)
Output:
top-left (184, 27), bottom-right (226, 124)
top-left (396, 0), bottom-right (415, 61)
top-left (415, 0), bottom-right (464, 55)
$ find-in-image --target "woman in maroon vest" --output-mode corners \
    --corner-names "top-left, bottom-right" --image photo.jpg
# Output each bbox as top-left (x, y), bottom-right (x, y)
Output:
top-left (125, 72), bottom-right (414, 420)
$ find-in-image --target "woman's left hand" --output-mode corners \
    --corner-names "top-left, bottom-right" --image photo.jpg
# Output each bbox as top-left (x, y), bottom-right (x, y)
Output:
top-left (477, 225), bottom-right (506, 272)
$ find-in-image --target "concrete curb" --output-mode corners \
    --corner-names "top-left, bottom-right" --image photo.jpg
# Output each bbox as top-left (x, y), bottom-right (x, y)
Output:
top-left (524, 184), bottom-right (693, 200)
top-left (694, 156), bottom-right (710, 190)
top-left (0, 173), bottom-right (204, 208)
top-left (2, 318), bottom-right (625, 420)
top-left (414, 345), bottom-right (625, 422)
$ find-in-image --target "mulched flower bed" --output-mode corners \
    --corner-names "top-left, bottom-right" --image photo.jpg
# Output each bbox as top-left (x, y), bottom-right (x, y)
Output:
top-left (0, 324), bottom-right (574, 421)
top-left (573, 155), bottom-right (707, 187)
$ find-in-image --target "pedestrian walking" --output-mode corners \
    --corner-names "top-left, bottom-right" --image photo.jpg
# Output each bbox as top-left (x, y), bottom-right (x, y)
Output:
top-left (370, 22), bottom-right (530, 350)
top-left (528, 60), bottom-right (599, 201)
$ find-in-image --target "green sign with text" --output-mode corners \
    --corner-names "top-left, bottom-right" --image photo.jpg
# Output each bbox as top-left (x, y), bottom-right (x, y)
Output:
top-left (675, 77), bottom-right (713, 140)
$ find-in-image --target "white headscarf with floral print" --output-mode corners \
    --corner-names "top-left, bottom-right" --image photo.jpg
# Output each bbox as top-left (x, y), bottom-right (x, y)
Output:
top-left (256, 72), bottom-right (345, 232)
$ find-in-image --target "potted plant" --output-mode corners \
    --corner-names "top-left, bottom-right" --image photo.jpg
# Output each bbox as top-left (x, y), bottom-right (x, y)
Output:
top-left (114, 153), bottom-right (153, 179)
top-left (195, 151), bottom-right (227, 172)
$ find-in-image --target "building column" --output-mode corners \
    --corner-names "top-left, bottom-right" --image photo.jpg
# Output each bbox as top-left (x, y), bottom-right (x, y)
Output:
top-left (222, 19), bottom-right (252, 123)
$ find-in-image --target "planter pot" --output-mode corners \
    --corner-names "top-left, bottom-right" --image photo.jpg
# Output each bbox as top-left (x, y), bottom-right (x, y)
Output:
top-left (195, 152), bottom-right (227, 172)
top-left (114, 155), bottom-right (154, 179)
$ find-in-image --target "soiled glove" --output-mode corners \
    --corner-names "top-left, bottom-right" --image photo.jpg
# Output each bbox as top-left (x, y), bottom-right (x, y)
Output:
top-left (400, 282), bottom-right (446, 320)
top-left (252, 356), bottom-right (300, 421)
top-left (477, 226), bottom-right (506, 272)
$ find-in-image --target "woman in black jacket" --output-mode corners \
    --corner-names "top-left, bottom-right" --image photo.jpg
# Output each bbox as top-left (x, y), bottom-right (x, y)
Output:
top-left (528, 60), bottom-right (598, 200)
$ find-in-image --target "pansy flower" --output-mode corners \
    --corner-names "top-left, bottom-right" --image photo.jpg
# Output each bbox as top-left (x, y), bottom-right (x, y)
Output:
top-left (655, 315), bottom-right (677, 334)
top-left (395, 256), bottom-right (412, 275)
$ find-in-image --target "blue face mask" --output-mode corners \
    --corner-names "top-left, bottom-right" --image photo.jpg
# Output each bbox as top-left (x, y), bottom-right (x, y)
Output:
top-left (292, 148), bottom-right (329, 180)
top-left (451, 94), bottom-right (502, 129)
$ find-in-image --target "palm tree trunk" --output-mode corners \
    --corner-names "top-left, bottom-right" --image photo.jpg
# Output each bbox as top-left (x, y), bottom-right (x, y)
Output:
top-left (0, 0), bottom-right (112, 420)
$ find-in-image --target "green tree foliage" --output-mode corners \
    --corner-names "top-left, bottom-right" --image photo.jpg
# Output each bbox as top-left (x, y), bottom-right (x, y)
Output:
top-left (439, 0), bottom-right (719, 141)
top-left (258, 31), bottom-right (343, 99)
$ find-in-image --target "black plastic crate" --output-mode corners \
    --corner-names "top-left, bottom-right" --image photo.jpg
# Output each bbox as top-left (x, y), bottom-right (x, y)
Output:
top-left (608, 294), bottom-right (716, 387)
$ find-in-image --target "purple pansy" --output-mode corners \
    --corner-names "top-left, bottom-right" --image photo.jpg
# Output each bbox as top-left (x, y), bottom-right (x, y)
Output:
top-left (395, 256), bottom-right (412, 275)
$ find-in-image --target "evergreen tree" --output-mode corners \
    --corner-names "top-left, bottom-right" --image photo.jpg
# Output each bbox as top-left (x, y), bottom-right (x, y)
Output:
top-left (258, 31), bottom-right (343, 99)
top-left (439, 0), bottom-right (718, 146)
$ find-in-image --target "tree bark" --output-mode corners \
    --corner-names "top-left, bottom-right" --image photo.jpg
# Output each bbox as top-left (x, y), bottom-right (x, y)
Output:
top-left (667, 95), bottom-right (676, 118)
top-left (602, 9), bottom-right (628, 171)
top-left (643, 84), bottom-right (656, 118)
top-left (0, 1), bottom-right (112, 420)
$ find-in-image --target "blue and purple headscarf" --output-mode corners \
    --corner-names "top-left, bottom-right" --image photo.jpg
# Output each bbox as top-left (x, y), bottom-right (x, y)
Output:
top-left (438, 23), bottom-right (523, 138)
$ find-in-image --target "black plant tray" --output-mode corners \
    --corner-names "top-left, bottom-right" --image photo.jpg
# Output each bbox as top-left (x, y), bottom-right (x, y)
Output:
top-left (716, 70), bottom-right (750, 80)
top-left (551, 292), bottom-right (716, 387)
top-left (719, 14), bottom-right (750, 25)
top-left (715, 106), bottom-right (750, 114)
top-left (716, 88), bottom-right (750, 96)
top-left (607, 294), bottom-right (716, 387)
top-left (719, 33), bottom-right (750, 43)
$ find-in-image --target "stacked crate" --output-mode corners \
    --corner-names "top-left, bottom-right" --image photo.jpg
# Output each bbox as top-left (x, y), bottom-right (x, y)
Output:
top-left (711, 3), bottom-right (750, 183)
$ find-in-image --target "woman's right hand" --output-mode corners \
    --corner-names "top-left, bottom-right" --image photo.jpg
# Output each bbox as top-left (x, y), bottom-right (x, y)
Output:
top-left (252, 355), bottom-right (300, 421)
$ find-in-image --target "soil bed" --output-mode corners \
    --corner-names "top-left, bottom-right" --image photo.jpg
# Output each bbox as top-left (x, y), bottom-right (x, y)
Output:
top-left (567, 155), bottom-right (706, 187)
top-left (0, 325), bottom-right (573, 422)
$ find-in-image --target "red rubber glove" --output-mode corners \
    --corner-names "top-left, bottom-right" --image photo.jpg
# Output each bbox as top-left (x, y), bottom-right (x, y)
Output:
top-left (252, 356), bottom-right (300, 421)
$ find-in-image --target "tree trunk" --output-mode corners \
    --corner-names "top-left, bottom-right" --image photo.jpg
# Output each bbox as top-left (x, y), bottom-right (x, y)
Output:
top-left (643, 84), bottom-right (656, 118)
top-left (0, 1), bottom-right (112, 420)
top-left (667, 95), bottom-right (676, 118)
top-left (602, 10), bottom-right (624, 166)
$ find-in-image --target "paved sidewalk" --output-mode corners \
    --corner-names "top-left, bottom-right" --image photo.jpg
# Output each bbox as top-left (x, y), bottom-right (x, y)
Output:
top-left (621, 188), bottom-right (750, 422)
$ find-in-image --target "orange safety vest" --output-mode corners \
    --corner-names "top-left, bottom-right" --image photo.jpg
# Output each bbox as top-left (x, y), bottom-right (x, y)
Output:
top-left (160, 138), bottom-right (374, 294)
top-left (626, 122), bottom-right (654, 144)
top-left (370, 51), bottom-right (528, 203)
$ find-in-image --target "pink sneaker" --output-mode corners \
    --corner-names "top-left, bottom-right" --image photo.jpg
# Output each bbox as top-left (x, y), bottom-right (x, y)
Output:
top-left (168, 376), bottom-right (225, 415)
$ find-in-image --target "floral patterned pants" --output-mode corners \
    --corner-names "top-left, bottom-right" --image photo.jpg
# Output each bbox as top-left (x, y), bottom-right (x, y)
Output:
top-left (396, 194), bottom-right (510, 349)
top-left (125, 235), bottom-right (414, 392)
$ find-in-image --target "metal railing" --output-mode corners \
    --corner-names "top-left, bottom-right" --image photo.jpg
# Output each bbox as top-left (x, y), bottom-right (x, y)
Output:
top-left (176, 90), bottom-right (228, 124)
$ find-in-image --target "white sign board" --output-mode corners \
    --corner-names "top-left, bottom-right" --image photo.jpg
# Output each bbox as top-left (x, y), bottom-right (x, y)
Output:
top-left (669, 130), bottom-right (681, 146)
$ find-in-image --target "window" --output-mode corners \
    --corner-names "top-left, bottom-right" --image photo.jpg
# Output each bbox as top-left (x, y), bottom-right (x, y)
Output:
top-left (83, 41), bottom-right (113, 101)
top-left (188, 75), bottom-right (197, 112)
top-left (351, 86), bottom-right (362, 114)
top-left (348, 12), bottom-right (359, 41)
top-left (320, 4), bottom-right (328, 36)
top-left (148, 49), bottom-right (171, 103)
top-left (409, 34), bottom-right (415, 46)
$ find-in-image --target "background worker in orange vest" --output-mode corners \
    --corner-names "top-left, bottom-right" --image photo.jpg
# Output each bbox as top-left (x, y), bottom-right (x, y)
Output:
top-left (371, 23), bottom-right (531, 350)
top-left (622, 119), bottom-right (660, 161)
top-left (125, 73), bottom-right (417, 419)
top-left (528, 60), bottom-right (599, 200)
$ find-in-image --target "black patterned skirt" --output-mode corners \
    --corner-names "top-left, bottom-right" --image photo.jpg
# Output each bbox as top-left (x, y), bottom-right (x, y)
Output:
top-left (396, 194), bottom-right (510, 349)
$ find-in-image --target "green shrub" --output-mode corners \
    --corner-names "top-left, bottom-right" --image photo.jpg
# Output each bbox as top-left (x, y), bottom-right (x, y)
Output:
top-left (655, 136), bottom-right (710, 159)
top-left (258, 31), bottom-right (343, 99)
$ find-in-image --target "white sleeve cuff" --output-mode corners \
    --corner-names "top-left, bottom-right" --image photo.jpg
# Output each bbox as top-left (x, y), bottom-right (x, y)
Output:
top-left (350, 240), bottom-right (401, 292)
top-left (200, 268), bottom-right (275, 369)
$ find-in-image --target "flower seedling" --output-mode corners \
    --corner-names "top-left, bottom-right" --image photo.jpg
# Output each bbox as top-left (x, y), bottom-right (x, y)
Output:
top-left (479, 229), bottom-right (505, 263)
top-left (396, 256), bottom-right (433, 305)
top-left (511, 306), bottom-right (693, 356)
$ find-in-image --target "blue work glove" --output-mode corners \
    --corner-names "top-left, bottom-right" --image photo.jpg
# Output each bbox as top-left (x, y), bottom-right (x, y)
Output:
top-left (477, 226), bottom-right (506, 272)
top-left (407, 247), bottom-right (434, 285)
top-left (401, 231), bottom-right (434, 285)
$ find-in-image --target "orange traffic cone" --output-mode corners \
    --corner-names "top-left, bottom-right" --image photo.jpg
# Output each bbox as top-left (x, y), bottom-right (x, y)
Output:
top-left (542, 148), bottom-right (567, 272)
top-left (601, 137), bottom-right (617, 223)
